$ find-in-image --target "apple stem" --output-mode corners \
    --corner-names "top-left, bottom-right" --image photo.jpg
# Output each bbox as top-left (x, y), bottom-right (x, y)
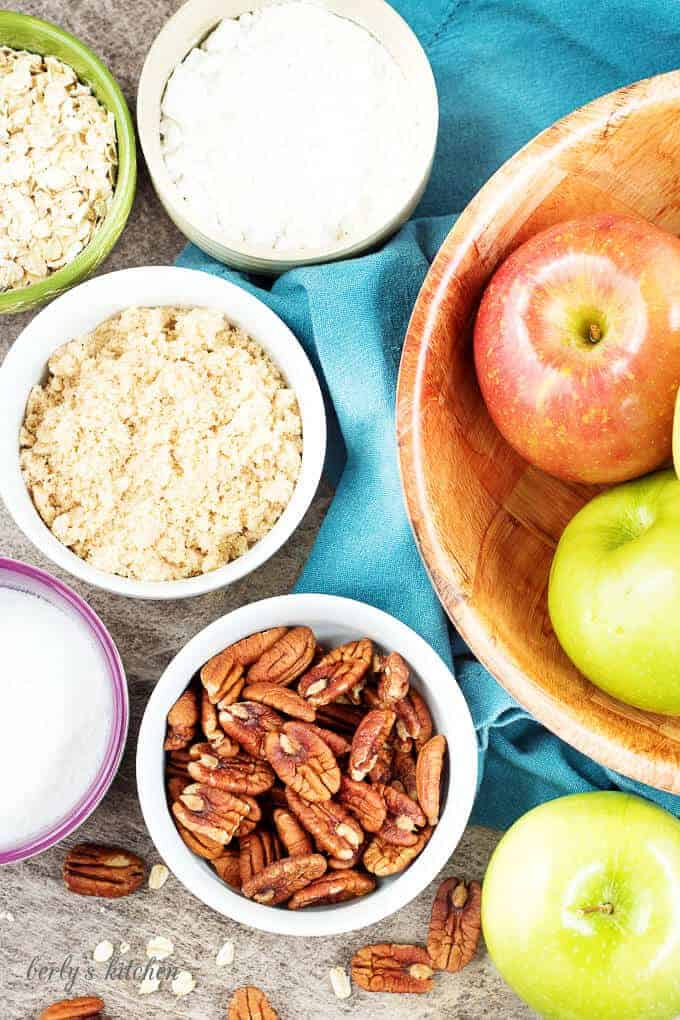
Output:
top-left (588, 322), bottom-right (602, 343)
top-left (578, 903), bottom-right (614, 916)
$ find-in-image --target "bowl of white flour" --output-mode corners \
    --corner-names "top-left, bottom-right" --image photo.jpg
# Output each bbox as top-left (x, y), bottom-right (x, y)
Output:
top-left (137, 0), bottom-right (438, 273)
top-left (0, 558), bottom-right (127, 864)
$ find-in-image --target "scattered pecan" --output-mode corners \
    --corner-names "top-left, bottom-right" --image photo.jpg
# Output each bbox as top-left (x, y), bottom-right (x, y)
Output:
top-left (377, 652), bottom-right (410, 703)
top-left (201, 689), bottom-right (226, 744)
top-left (164, 689), bottom-right (199, 751)
top-left (393, 748), bottom-right (419, 802)
top-left (172, 784), bottom-right (257, 845)
top-left (273, 808), bottom-right (314, 857)
top-left (241, 853), bottom-right (327, 905)
top-left (175, 819), bottom-right (224, 860)
top-left (188, 751), bottom-right (275, 796)
top-left (298, 638), bottom-right (373, 707)
top-left (428, 878), bottom-right (482, 973)
top-left (349, 709), bottom-right (396, 781)
top-left (234, 796), bottom-right (263, 838)
top-left (242, 681), bottom-right (316, 721)
top-left (363, 827), bottom-right (432, 877)
top-left (219, 702), bottom-right (283, 759)
top-left (338, 776), bottom-right (387, 833)
top-left (395, 688), bottom-right (433, 750)
top-left (288, 869), bottom-right (375, 909)
top-left (247, 626), bottom-right (316, 686)
top-left (228, 986), bottom-right (279, 1020)
top-left (315, 702), bottom-right (364, 733)
top-left (63, 844), bottom-right (145, 899)
top-left (368, 741), bottom-right (394, 785)
top-left (416, 735), bottom-right (446, 826)
top-left (203, 629), bottom-right (289, 703)
top-left (239, 828), bottom-right (281, 884)
top-left (265, 722), bottom-right (340, 801)
top-left (40, 997), bottom-right (105, 1019)
top-left (286, 788), bottom-right (364, 861)
top-left (351, 944), bottom-right (434, 994)
top-left (212, 848), bottom-right (242, 889)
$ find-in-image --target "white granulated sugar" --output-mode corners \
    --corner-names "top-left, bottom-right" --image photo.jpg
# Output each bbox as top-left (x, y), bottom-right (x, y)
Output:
top-left (0, 588), bottom-right (111, 850)
top-left (161, 1), bottom-right (424, 253)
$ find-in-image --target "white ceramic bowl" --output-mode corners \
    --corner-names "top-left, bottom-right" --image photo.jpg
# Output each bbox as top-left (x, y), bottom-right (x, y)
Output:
top-left (136, 594), bottom-right (478, 937)
top-left (137, 0), bottom-right (439, 274)
top-left (0, 266), bottom-right (326, 599)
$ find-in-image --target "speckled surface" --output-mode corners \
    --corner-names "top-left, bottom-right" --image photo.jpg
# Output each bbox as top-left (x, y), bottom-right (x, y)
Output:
top-left (0, 2), bottom-right (535, 1017)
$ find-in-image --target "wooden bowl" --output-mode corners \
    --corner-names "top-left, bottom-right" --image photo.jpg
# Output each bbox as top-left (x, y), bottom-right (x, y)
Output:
top-left (397, 71), bottom-right (680, 795)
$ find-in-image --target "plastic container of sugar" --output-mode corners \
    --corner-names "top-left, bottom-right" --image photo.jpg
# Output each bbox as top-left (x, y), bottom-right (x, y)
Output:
top-left (0, 558), bottom-right (128, 864)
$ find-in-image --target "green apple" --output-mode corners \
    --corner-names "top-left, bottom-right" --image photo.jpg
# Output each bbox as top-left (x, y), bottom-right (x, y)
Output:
top-left (482, 792), bottom-right (680, 1020)
top-left (548, 469), bottom-right (680, 715)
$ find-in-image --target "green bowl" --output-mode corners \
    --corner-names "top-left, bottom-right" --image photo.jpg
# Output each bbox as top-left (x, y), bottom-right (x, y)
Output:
top-left (0, 12), bottom-right (137, 314)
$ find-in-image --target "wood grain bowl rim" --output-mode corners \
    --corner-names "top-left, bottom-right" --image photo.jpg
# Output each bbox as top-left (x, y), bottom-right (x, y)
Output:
top-left (397, 70), bottom-right (680, 795)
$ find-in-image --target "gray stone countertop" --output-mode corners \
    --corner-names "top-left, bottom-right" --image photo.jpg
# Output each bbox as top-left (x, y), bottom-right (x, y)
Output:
top-left (0, 1), bottom-right (535, 1016)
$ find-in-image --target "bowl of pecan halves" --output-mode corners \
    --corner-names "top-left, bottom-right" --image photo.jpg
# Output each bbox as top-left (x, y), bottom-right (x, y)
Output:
top-left (137, 594), bottom-right (478, 936)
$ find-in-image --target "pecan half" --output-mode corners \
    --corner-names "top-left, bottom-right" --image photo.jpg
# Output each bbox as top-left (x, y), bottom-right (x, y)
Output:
top-left (328, 840), bottom-right (365, 870)
top-left (286, 788), bottom-right (364, 861)
top-left (40, 998), bottom-right (105, 1019)
top-left (379, 784), bottom-right (426, 834)
top-left (299, 723), bottom-right (351, 758)
top-left (351, 944), bottom-right (434, 994)
top-left (175, 819), bottom-right (224, 860)
top-left (393, 748), bottom-right (419, 802)
top-left (242, 681), bottom-right (316, 722)
top-left (172, 784), bottom-right (256, 845)
top-left (239, 828), bottom-right (281, 884)
top-left (363, 827), bottom-right (432, 876)
top-left (188, 751), bottom-right (275, 796)
top-left (368, 741), bottom-right (394, 785)
top-left (247, 627), bottom-right (316, 686)
top-left (315, 702), bottom-right (364, 734)
top-left (228, 986), bottom-right (279, 1020)
top-left (428, 878), bottom-right (482, 973)
top-left (202, 629), bottom-right (289, 703)
top-left (201, 690), bottom-right (227, 745)
top-left (219, 702), bottom-right (283, 759)
top-left (273, 808), bottom-right (313, 857)
top-left (265, 722), bottom-right (340, 802)
top-left (164, 689), bottom-right (199, 751)
top-left (288, 869), bottom-right (375, 909)
top-left (298, 638), bottom-right (373, 707)
top-left (377, 652), bottom-right (410, 703)
top-left (63, 844), bottom-right (145, 899)
top-left (349, 709), bottom-right (396, 781)
top-left (395, 689), bottom-right (433, 750)
top-left (189, 737), bottom-right (240, 761)
top-left (338, 776), bottom-right (387, 833)
top-left (212, 848), bottom-right (242, 888)
top-left (241, 853), bottom-right (327, 905)
top-left (416, 735), bottom-right (446, 826)
top-left (234, 796), bottom-right (262, 838)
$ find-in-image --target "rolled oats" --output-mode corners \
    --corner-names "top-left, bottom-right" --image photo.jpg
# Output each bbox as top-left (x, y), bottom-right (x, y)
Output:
top-left (0, 47), bottom-right (117, 292)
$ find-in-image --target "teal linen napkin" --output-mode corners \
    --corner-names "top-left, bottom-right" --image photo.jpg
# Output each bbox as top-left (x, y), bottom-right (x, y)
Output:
top-left (178, 0), bottom-right (680, 827)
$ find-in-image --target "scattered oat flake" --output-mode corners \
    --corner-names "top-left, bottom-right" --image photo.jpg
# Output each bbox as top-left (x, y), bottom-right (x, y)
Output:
top-left (329, 966), bottom-right (352, 1000)
top-left (93, 939), bottom-right (114, 963)
top-left (138, 966), bottom-right (160, 996)
top-left (146, 935), bottom-right (174, 960)
top-left (149, 863), bottom-right (170, 890)
top-left (172, 970), bottom-right (196, 998)
top-left (216, 940), bottom-right (235, 967)
top-left (119, 941), bottom-right (130, 954)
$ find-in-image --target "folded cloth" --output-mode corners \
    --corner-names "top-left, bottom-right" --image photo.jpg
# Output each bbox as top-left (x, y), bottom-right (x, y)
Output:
top-left (178, 0), bottom-right (680, 827)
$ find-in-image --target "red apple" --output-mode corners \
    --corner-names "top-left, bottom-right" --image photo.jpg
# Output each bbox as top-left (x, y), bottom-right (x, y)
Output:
top-left (473, 213), bottom-right (680, 484)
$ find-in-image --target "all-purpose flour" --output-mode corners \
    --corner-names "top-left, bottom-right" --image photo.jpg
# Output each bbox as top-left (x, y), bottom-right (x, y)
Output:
top-left (160, 2), bottom-right (425, 253)
top-left (0, 587), bottom-right (111, 849)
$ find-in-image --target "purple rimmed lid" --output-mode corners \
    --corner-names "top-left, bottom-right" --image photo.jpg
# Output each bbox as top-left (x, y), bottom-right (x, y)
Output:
top-left (0, 557), bottom-right (128, 864)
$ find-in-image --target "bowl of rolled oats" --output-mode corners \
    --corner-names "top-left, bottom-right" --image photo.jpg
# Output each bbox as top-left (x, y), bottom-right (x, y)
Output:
top-left (0, 266), bottom-right (326, 597)
top-left (0, 12), bottom-right (136, 314)
top-left (136, 594), bottom-right (479, 936)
